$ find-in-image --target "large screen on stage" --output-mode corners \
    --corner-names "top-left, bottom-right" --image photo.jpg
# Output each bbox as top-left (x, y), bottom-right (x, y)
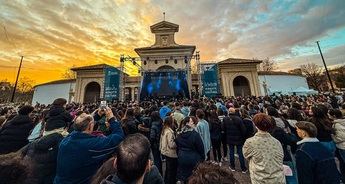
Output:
top-left (140, 71), bottom-right (190, 100)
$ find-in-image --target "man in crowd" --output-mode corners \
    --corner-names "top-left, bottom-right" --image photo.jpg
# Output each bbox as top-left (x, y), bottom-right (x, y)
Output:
top-left (54, 107), bottom-right (124, 184)
top-left (103, 133), bottom-right (155, 184)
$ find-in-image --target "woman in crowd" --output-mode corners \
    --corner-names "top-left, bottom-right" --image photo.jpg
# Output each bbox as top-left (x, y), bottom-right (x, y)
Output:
top-left (243, 113), bottom-right (285, 184)
top-left (330, 109), bottom-right (345, 181)
top-left (217, 108), bottom-right (228, 162)
top-left (239, 108), bottom-right (256, 139)
top-left (295, 121), bottom-right (340, 184)
top-left (176, 116), bottom-right (205, 183)
top-left (150, 111), bottom-right (163, 174)
top-left (208, 109), bottom-right (222, 165)
top-left (160, 116), bottom-right (177, 184)
top-left (310, 105), bottom-right (335, 153)
top-left (121, 108), bottom-right (139, 136)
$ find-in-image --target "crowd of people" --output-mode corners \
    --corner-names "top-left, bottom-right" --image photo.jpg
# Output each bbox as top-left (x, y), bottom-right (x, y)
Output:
top-left (0, 93), bottom-right (344, 184)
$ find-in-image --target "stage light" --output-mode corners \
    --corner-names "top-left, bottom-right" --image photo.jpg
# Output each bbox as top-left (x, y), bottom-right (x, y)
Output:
top-left (143, 60), bottom-right (147, 65)
top-left (165, 59), bottom-right (169, 64)
top-left (120, 56), bottom-right (124, 63)
top-left (155, 60), bottom-right (158, 64)
top-left (184, 56), bottom-right (188, 64)
top-left (174, 59), bottom-right (177, 64)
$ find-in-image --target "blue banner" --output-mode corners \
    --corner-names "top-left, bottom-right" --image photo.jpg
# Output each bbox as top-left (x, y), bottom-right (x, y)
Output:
top-left (202, 64), bottom-right (220, 97)
top-left (104, 67), bottom-right (120, 101)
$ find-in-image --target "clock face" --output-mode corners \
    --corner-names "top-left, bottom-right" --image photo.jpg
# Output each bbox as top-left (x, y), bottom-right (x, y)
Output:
top-left (161, 36), bottom-right (168, 46)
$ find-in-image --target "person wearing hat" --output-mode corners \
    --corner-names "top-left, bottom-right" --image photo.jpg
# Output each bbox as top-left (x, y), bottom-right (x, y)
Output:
top-left (0, 105), bottom-right (35, 154)
top-left (45, 98), bottom-right (73, 135)
top-left (295, 121), bottom-right (340, 184)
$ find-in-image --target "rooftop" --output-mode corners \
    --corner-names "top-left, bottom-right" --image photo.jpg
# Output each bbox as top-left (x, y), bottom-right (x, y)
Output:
top-left (258, 71), bottom-right (304, 76)
top-left (218, 58), bottom-right (262, 64)
top-left (71, 64), bottom-right (114, 71)
top-left (34, 79), bottom-right (76, 88)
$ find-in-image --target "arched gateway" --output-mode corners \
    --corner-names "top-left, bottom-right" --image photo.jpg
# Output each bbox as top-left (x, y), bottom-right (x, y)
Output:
top-left (84, 82), bottom-right (101, 103)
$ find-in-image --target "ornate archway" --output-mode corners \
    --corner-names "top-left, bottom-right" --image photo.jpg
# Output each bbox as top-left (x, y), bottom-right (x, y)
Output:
top-left (84, 82), bottom-right (101, 103)
top-left (157, 65), bottom-right (175, 71)
top-left (233, 76), bottom-right (251, 97)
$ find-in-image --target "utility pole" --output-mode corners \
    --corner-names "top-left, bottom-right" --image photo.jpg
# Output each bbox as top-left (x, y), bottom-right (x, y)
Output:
top-left (11, 56), bottom-right (23, 102)
top-left (316, 41), bottom-right (335, 93)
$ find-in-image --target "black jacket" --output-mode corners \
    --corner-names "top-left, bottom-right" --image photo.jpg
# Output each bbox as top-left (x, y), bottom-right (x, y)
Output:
top-left (100, 165), bottom-right (164, 184)
top-left (270, 127), bottom-right (297, 161)
top-left (242, 118), bottom-right (255, 139)
top-left (0, 115), bottom-right (34, 154)
top-left (22, 133), bottom-right (64, 184)
top-left (223, 114), bottom-right (246, 145)
top-left (45, 106), bottom-right (72, 131)
top-left (150, 120), bottom-right (162, 149)
top-left (175, 129), bottom-right (205, 181)
top-left (208, 118), bottom-right (222, 140)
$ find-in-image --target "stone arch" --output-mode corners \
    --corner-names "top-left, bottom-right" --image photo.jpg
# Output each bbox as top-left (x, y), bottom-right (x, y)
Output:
top-left (84, 81), bottom-right (101, 103)
top-left (232, 76), bottom-right (251, 97)
top-left (157, 65), bottom-right (175, 71)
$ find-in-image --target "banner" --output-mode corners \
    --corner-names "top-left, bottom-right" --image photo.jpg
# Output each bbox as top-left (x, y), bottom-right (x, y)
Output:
top-left (140, 70), bottom-right (189, 100)
top-left (104, 67), bottom-right (120, 101)
top-left (201, 64), bottom-right (220, 97)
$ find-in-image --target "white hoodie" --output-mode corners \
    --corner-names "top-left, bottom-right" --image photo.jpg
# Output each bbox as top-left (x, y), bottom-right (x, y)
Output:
top-left (332, 119), bottom-right (345, 149)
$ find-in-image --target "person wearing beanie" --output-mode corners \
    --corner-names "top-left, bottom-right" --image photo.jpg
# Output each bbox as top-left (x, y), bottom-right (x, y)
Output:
top-left (0, 105), bottom-right (35, 154)
top-left (45, 98), bottom-right (72, 135)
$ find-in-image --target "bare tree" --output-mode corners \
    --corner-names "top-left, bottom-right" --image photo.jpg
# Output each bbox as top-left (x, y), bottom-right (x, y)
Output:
top-left (288, 68), bottom-right (303, 75)
top-left (300, 63), bottom-right (326, 92)
top-left (259, 58), bottom-right (276, 71)
top-left (17, 77), bottom-right (35, 93)
top-left (331, 65), bottom-right (345, 88)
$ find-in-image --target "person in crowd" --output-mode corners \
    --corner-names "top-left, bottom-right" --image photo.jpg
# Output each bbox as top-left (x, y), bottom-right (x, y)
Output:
top-left (224, 107), bottom-right (247, 172)
top-left (295, 121), bottom-right (340, 184)
top-left (121, 108), bottom-right (139, 136)
top-left (159, 101), bottom-right (171, 120)
top-left (341, 103), bottom-right (345, 117)
top-left (21, 111), bottom-right (69, 184)
top-left (208, 109), bottom-right (222, 165)
top-left (54, 107), bottom-right (124, 184)
top-left (45, 98), bottom-right (73, 135)
top-left (150, 111), bottom-right (163, 173)
top-left (27, 109), bottom-right (49, 142)
top-left (181, 101), bottom-right (190, 117)
top-left (330, 109), bottom-right (345, 182)
top-left (239, 108), bottom-right (256, 139)
top-left (0, 107), bottom-right (10, 127)
top-left (138, 109), bottom-right (152, 139)
top-left (0, 152), bottom-right (30, 184)
top-left (173, 102), bottom-right (185, 129)
top-left (101, 133), bottom-right (160, 184)
top-left (176, 116), bottom-right (205, 183)
top-left (217, 108), bottom-right (228, 162)
top-left (310, 105), bottom-right (335, 153)
top-left (195, 109), bottom-right (211, 160)
top-left (0, 105), bottom-right (35, 154)
top-left (243, 113), bottom-right (285, 184)
top-left (160, 116), bottom-right (177, 184)
top-left (91, 157), bottom-right (116, 184)
top-left (188, 161), bottom-right (239, 184)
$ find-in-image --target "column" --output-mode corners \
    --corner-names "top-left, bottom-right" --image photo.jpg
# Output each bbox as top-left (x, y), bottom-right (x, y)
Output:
top-left (131, 87), bottom-right (135, 101)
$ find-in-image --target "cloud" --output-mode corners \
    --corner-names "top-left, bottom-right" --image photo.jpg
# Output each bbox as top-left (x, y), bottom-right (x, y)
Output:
top-left (0, 0), bottom-right (344, 84)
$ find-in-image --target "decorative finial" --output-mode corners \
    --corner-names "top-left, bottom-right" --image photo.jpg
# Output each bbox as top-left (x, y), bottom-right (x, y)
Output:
top-left (163, 12), bottom-right (165, 21)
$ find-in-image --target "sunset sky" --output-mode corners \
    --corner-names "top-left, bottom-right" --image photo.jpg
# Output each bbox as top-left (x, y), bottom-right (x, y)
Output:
top-left (1, 0), bottom-right (345, 85)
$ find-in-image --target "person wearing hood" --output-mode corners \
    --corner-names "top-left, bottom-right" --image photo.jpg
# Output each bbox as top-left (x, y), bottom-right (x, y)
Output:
top-left (45, 98), bottom-right (73, 135)
top-left (21, 100), bottom-right (71, 184)
top-left (0, 105), bottom-right (35, 154)
top-left (330, 109), bottom-right (345, 181)
top-left (159, 101), bottom-right (171, 120)
top-left (176, 116), bottom-right (205, 183)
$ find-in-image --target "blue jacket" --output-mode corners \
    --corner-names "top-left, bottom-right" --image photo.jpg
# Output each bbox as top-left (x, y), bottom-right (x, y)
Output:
top-left (296, 139), bottom-right (340, 184)
top-left (54, 117), bottom-right (124, 184)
